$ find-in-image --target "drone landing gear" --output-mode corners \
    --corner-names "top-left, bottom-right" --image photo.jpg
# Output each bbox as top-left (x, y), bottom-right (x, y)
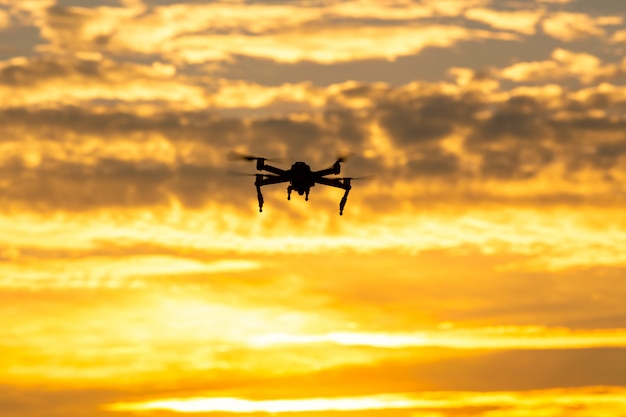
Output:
top-left (287, 186), bottom-right (310, 201)
top-left (255, 177), bottom-right (264, 212)
top-left (339, 187), bottom-right (351, 216)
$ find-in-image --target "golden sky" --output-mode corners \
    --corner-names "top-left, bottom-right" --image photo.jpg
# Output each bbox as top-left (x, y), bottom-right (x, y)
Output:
top-left (1, 0), bottom-right (626, 416)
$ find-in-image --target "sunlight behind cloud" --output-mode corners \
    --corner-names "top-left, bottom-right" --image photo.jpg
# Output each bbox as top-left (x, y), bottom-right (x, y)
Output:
top-left (0, 256), bottom-right (261, 289)
top-left (108, 394), bottom-right (419, 413)
top-left (106, 388), bottom-right (626, 414)
top-left (2, 205), bottom-right (626, 280)
top-left (249, 327), bottom-right (626, 350)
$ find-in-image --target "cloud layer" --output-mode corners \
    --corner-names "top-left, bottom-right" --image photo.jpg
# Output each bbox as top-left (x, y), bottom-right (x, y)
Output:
top-left (2, 1), bottom-right (626, 417)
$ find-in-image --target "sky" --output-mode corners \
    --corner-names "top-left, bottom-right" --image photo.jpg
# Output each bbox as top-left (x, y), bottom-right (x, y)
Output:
top-left (1, 0), bottom-right (626, 416)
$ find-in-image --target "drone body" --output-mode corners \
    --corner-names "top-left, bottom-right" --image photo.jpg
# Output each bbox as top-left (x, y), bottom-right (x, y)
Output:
top-left (229, 152), bottom-right (361, 215)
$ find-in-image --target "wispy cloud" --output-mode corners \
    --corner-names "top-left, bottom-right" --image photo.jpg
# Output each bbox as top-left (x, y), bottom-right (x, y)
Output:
top-left (250, 327), bottom-right (626, 350)
top-left (542, 12), bottom-right (622, 41)
top-left (498, 48), bottom-right (623, 84)
top-left (465, 8), bottom-right (544, 35)
top-left (107, 387), bottom-right (626, 415)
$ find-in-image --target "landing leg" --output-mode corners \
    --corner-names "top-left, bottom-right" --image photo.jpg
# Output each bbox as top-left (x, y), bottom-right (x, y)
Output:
top-left (255, 182), bottom-right (264, 213)
top-left (339, 187), bottom-right (351, 215)
top-left (287, 186), bottom-right (293, 200)
top-left (305, 189), bottom-right (309, 201)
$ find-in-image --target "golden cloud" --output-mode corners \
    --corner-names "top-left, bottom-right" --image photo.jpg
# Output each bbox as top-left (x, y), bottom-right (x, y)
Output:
top-left (0, 56), bottom-right (207, 109)
top-left (0, 10), bottom-right (10, 29)
top-left (611, 29), bottom-right (626, 43)
top-left (30, 1), bottom-right (521, 64)
top-left (498, 48), bottom-right (617, 84)
top-left (138, 25), bottom-right (519, 65)
top-left (2, 72), bottom-right (626, 219)
top-left (465, 7), bottom-right (544, 35)
top-left (541, 12), bottom-right (621, 41)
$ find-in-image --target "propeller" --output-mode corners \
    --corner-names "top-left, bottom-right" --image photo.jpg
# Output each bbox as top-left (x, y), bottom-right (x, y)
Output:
top-left (335, 152), bottom-right (355, 163)
top-left (227, 151), bottom-right (284, 162)
top-left (336, 175), bottom-right (373, 181)
top-left (228, 171), bottom-right (281, 178)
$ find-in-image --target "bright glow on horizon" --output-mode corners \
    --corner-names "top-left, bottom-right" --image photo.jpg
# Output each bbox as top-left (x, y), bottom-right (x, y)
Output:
top-left (107, 394), bottom-right (419, 413)
top-left (249, 327), bottom-right (626, 350)
top-left (106, 388), bottom-right (626, 414)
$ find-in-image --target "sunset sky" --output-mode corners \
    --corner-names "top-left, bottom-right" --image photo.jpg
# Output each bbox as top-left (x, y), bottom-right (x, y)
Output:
top-left (1, 0), bottom-right (626, 416)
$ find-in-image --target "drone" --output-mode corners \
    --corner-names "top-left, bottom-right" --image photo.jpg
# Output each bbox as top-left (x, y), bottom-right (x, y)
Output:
top-left (229, 151), bottom-right (367, 215)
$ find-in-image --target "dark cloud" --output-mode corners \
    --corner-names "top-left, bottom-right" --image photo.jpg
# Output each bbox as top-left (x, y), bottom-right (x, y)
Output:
top-left (2, 347), bottom-right (625, 417)
top-left (284, 251), bottom-right (626, 331)
top-left (316, 348), bottom-right (626, 393)
top-left (474, 95), bottom-right (548, 140)
top-left (249, 118), bottom-right (323, 151)
top-left (377, 93), bottom-right (481, 145)
top-left (406, 146), bottom-right (460, 177)
top-left (1, 74), bottom-right (626, 211)
top-left (0, 56), bottom-right (83, 86)
top-left (323, 109), bottom-right (368, 145)
top-left (0, 385), bottom-right (118, 417)
top-left (41, 5), bottom-right (107, 51)
top-left (106, 347), bottom-right (626, 401)
top-left (0, 156), bottom-right (254, 211)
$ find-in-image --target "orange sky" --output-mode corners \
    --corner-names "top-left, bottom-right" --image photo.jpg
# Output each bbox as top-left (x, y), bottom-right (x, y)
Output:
top-left (1, 0), bottom-right (626, 416)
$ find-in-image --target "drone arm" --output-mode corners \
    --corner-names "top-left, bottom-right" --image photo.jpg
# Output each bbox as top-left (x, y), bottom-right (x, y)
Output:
top-left (313, 161), bottom-right (341, 177)
top-left (260, 164), bottom-right (287, 176)
top-left (314, 177), bottom-right (349, 190)
top-left (257, 175), bottom-right (290, 186)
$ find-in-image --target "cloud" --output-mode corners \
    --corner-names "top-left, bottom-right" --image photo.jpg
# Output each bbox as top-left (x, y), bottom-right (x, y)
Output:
top-left (498, 48), bottom-right (617, 84)
top-left (0, 56), bottom-right (207, 108)
top-left (0, 385), bottom-right (115, 417)
top-left (0, 255), bottom-right (261, 289)
top-left (0, 10), bottom-right (10, 29)
top-left (541, 12), bottom-right (622, 41)
top-left (250, 327), bottom-right (626, 350)
top-left (131, 25), bottom-right (518, 65)
top-left (1, 72), bottom-right (626, 214)
top-left (6, 222), bottom-right (626, 325)
top-left (611, 29), bottom-right (626, 44)
top-left (106, 386), bottom-right (626, 415)
top-left (465, 7), bottom-right (544, 35)
top-left (32, 2), bottom-right (520, 64)
top-left (0, 55), bottom-right (340, 111)
top-left (2, 3), bottom-right (626, 416)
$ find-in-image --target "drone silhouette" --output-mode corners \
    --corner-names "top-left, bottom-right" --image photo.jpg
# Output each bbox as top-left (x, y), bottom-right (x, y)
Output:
top-left (228, 151), bottom-right (367, 215)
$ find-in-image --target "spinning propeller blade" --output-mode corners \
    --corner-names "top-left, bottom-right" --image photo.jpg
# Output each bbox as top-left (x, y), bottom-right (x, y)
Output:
top-left (228, 171), bottom-right (281, 178)
top-left (335, 152), bottom-right (355, 163)
top-left (336, 175), bottom-right (373, 181)
top-left (227, 151), bottom-right (284, 162)
top-left (227, 151), bottom-right (263, 161)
